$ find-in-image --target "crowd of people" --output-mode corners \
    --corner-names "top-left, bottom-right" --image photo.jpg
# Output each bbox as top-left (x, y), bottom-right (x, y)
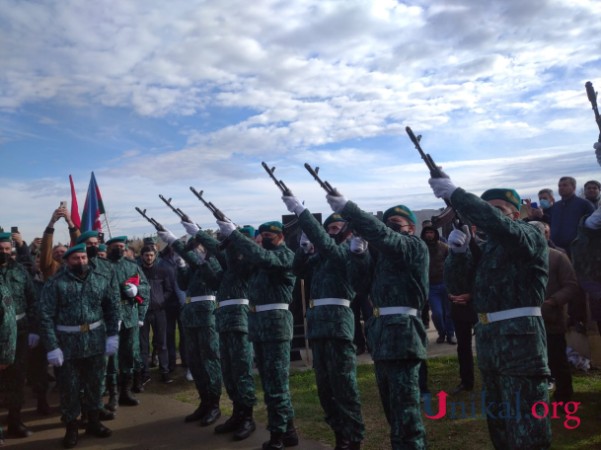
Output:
top-left (2, 144), bottom-right (601, 450)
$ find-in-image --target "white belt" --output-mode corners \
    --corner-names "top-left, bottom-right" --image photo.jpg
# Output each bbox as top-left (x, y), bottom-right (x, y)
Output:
top-left (57, 320), bottom-right (102, 333)
top-left (373, 306), bottom-right (418, 317)
top-left (478, 307), bottom-right (541, 325)
top-left (219, 299), bottom-right (250, 307)
top-left (15, 312), bottom-right (26, 321)
top-left (251, 303), bottom-right (289, 312)
top-left (187, 295), bottom-right (216, 304)
top-left (310, 298), bottom-right (351, 308)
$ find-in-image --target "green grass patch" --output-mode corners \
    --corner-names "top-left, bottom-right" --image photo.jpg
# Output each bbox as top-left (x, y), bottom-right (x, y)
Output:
top-left (147, 356), bottom-right (601, 449)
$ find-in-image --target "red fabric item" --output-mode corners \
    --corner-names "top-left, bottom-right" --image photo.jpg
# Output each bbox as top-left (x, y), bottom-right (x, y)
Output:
top-left (124, 274), bottom-right (144, 304)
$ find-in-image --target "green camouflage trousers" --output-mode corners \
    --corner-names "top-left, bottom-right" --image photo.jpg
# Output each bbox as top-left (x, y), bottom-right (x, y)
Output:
top-left (0, 330), bottom-right (28, 410)
top-left (220, 331), bottom-right (256, 408)
top-left (185, 325), bottom-right (222, 398)
top-left (254, 340), bottom-right (294, 433)
top-left (374, 359), bottom-right (426, 450)
top-left (57, 354), bottom-right (106, 422)
top-left (312, 338), bottom-right (364, 441)
top-left (481, 371), bottom-right (551, 449)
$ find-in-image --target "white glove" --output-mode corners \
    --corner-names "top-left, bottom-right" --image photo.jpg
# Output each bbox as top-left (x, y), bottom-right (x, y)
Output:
top-left (447, 225), bottom-right (471, 253)
top-left (124, 283), bottom-right (138, 298)
top-left (181, 221), bottom-right (200, 236)
top-left (428, 176), bottom-right (457, 200)
top-left (299, 232), bottom-right (314, 254)
top-left (594, 142), bottom-right (601, 167)
top-left (282, 196), bottom-right (306, 216)
top-left (105, 335), bottom-right (119, 356)
top-left (326, 194), bottom-right (348, 213)
top-left (158, 229), bottom-right (177, 245)
top-left (137, 320), bottom-right (144, 327)
top-left (47, 348), bottom-right (64, 367)
top-left (349, 236), bottom-right (368, 254)
top-left (175, 256), bottom-right (186, 268)
top-left (217, 220), bottom-right (236, 237)
top-left (28, 333), bottom-right (40, 349)
top-left (585, 207), bottom-right (601, 230)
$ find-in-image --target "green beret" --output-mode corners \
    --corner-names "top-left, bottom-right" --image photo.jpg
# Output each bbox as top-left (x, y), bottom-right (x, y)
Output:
top-left (76, 230), bottom-right (99, 245)
top-left (98, 244), bottom-right (107, 252)
top-left (106, 236), bottom-right (128, 246)
top-left (143, 237), bottom-right (156, 245)
top-left (63, 243), bottom-right (87, 259)
top-left (481, 188), bottom-right (521, 210)
top-left (382, 205), bottom-right (417, 225)
top-left (258, 221), bottom-right (283, 234)
top-left (239, 225), bottom-right (256, 238)
top-left (324, 213), bottom-right (346, 229)
top-left (0, 232), bottom-right (11, 243)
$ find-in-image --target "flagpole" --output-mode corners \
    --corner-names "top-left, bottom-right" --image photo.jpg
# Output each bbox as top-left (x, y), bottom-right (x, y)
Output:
top-left (103, 212), bottom-right (113, 240)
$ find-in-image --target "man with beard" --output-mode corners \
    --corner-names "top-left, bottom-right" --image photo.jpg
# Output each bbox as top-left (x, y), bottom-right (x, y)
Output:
top-left (38, 244), bottom-right (120, 448)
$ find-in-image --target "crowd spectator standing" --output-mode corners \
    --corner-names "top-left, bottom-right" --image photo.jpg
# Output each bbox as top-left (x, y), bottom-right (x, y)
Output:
top-left (583, 180), bottom-right (601, 208)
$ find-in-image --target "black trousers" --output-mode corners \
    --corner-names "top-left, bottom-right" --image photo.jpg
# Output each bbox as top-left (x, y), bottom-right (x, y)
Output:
top-left (165, 304), bottom-right (186, 369)
top-left (140, 309), bottom-right (169, 376)
top-left (453, 319), bottom-right (475, 388)
top-left (546, 332), bottom-right (573, 400)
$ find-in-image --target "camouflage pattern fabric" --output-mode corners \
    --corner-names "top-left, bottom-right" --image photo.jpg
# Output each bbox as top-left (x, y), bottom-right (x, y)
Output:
top-left (185, 325), bottom-right (222, 397)
top-left (0, 284), bottom-right (16, 366)
top-left (108, 257), bottom-right (150, 329)
top-left (445, 187), bottom-right (551, 449)
top-left (220, 331), bottom-right (256, 408)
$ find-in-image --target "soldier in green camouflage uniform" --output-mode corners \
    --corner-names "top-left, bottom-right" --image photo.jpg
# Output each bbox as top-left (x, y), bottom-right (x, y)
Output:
top-left (430, 177), bottom-right (551, 450)
top-left (217, 219), bottom-right (297, 450)
top-left (0, 232), bottom-right (37, 439)
top-left (38, 243), bottom-right (120, 448)
top-left (0, 283), bottom-right (17, 446)
top-left (283, 194), bottom-right (365, 450)
top-left (105, 236), bottom-right (150, 407)
top-left (179, 221), bottom-right (257, 440)
top-left (325, 195), bottom-right (429, 450)
top-left (157, 228), bottom-right (223, 426)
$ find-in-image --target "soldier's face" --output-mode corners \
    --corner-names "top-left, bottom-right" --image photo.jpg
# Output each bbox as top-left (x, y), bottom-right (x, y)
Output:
top-left (387, 216), bottom-right (415, 235)
top-left (66, 252), bottom-right (88, 268)
top-left (0, 242), bottom-right (11, 265)
top-left (488, 199), bottom-right (519, 220)
top-left (86, 237), bottom-right (99, 247)
top-left (326, 222), bottom-right (345, 235)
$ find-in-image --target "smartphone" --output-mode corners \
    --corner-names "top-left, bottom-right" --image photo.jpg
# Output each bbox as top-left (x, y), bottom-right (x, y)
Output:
top-left (521, 199), bottom-right (530, 205)
top-left (98, 232), bottom-right (105, 243)
top-left (60, 200), bottom-right (68, 209)
top-left (11, 226), bottom-right (18, 234)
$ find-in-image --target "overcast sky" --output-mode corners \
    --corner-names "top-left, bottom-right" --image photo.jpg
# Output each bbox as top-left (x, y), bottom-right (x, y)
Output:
top-left (2, 0), bottom-right (601, 243)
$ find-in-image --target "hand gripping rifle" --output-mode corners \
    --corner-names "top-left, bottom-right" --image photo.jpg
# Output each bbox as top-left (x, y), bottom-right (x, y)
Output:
top-left (158, 194), bottom-right (200, 228)
top-left (261, 161), bottom-right (293, 196)
top-left (135, 207), bottom-right (165, 231)
top-left (405, 126), bottom-right (458, 229)
top-left (585, 81), bottom-right (601, 141)
top-left (189, 187), bottom-right (233, 223)
top-left (303, 163), bottom-right (341, 196)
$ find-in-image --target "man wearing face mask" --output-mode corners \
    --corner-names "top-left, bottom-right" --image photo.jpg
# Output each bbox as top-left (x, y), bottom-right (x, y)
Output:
top-left (216, 219), bottom-right (297, 450)
top-left (323, 196), bottom-right (428, 450)
top-left (283, 194), bottom-right (366, 450)
top-left (430, 176), bottom-right (551, 449)
top-left (0, 232), bottom-right (37, 439)
top-left (104, 236), bottom-right (149, 409)
top-left (157, 229), bottom-right (223, 427)
top-left (38, 243), bottom-right (120, 448)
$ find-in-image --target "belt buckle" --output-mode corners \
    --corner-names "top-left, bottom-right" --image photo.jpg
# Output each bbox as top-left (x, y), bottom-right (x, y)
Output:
top-left (80, 323), bottom-right (90, 333)
top-left (185, 297), bottom-right (191, 304)
top-left (478, 313), bottom-right (489, 325)
top-left (309, 300), bottom-right (314, 308)
top-left (373, 307), bottom-right (380, 318)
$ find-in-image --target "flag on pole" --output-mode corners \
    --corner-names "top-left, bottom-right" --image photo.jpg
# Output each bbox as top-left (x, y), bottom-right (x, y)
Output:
top-left (69, 175), bottom-right (81, 229)
top-left (81, 172), bottom-right (106, 232)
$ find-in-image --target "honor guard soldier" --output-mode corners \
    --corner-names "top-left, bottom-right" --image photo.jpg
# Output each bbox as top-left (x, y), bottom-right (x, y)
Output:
top-left (0, 283), bottom-right (17, 446)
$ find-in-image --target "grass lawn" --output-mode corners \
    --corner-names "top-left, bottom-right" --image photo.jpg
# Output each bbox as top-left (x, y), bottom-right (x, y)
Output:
top-left (149, 356), bottom-right (601, 450)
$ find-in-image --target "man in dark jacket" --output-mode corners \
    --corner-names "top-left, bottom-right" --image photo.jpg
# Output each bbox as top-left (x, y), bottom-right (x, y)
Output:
top-left (139, 246), bottom-right (174, 384)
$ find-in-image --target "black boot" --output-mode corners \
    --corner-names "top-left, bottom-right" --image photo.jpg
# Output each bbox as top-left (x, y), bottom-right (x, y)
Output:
top-left (199, 394), bottom-right (221, 426)
top-left (282, 419), bottom-right (299, 447)
top-left (132, 371), bottom-right (144, 393)
top-left (262, 432), bottom-right (284, 450)
top-left (36, 391), bottom-right (52, 415)
top-left (85, 410), bottom-right (112, 438)
top-left (119, 374), bottom-right (140, 406)
top-left (6, 408), bottom-right (33, 438)
top-left (184, 401), bottom-right (206, 423)
top-left (214, 403), bottom-right (241, 433)
top-left (63, 420), bottom-right (79, 448)
top-left (335, 432), bottom-right (351, 450)
top-left (99, 407), bottom-right (115, 421)
top-left (233, 405), bottom-right (256, 441)
top-left (105, 381), bottom-right (119, 412)
top-left (79, 410), bottom-right (88, 429)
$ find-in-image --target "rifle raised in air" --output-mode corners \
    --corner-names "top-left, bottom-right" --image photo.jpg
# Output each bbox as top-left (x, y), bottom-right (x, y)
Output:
top-left (261, 161), bottom-right (293, 196)
top-left (158, 194), bottom-right (198, 227)
top-left (585, 81), bottom-right (601, 141)
top-left (135, 207), bottom-right (165, 231)
top-left (189, 187), bottom-right (233, 223)
top-left (303, 163), bottom-right (341, 196)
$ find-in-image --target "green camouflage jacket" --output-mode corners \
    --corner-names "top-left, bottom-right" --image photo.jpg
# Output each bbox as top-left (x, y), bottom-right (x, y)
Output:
top-left (0, 284), bottom-right (16, 366)
top-left (339, 201), bottom-right (429, 360)
top-left (107, 257), bottom-right (150, 329)
top-left (38, 267), bottom-right (120, 360)
top-left (0, 261), bottom-right (36, 334)
top-left (227, 230), bottom-right (296, 343)
top-left (292, 209), bottom-right (356, 341)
